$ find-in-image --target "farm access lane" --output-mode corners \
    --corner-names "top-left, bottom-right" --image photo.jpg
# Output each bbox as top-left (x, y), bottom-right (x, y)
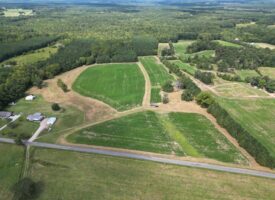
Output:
top-left (1, 137), bottom-right (275, 179)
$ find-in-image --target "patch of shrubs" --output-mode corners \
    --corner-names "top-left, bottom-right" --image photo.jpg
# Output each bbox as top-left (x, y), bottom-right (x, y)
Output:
top-left (162, 81), bottom-right (174, 93)
top-left (246, 76), bottom-right (275, 93)
top-left (194, 70), bottom-right (214, 85)
top-left (51, 103), bottom-right (61, 111)
top-left (217, 73), bottom-right (242, 82)
top-left (57, 79), bottom-right (69, 92)
top-left (196, 92), bottom-right (215, 108)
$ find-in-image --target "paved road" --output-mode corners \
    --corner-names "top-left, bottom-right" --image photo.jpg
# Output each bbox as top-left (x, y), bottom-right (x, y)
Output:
top-left (1, 137), bottom-right (275, 179)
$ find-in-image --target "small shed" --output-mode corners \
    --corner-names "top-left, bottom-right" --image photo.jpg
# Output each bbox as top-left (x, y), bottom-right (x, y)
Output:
top-left (27, 113), bottom-right (44, 122)
top-left (0, 111), bottom-right (12, 119)
top-left (47, 117), bottom-right (57, 126)
top-left (25, 95), bottom-right (36, 101)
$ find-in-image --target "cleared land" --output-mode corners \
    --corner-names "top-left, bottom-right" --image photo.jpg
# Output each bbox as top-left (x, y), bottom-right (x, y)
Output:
top-left (254, 43), bottom-right (275, 50)
top-left (259, 67), bottom-right (275, 79)
top-left (218, 98), bottom-right (275, 159)
top-left (173, 40), bottom-right (194, 55)
top-left (0, 144), bottom-right (24, 200)
top-left (214, 40), bottom-right (243, 48)
top-left (169, 60), bottom-right (197, 76)
top-left (235, 69), bottom-right (260, 80)
top-left (139, 56), bottom-right (173, 102)
top-left (68, 111), bottom-right (184, 155)
top-left (236, 22), bottom-right (256, 28)
top-left (1, 46), bottom-right (58, 67)
top-left (68, 111), bottom-right (245, 163)
top-left (3, 8), bottom-right (34, 17)
top-left (28, 147), bottom-right (275, 200)
top-left (73, 63), bottom-right (145, 111)
top-left (1, 96), bottom-right (85, 142)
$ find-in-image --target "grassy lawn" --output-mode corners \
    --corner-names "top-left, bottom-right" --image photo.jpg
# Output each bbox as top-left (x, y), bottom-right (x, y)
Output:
top-left (0, 119), bottom-right (9, 128)
top-left (0, 96), bottom-right (85, 142)
top-left (73, 63), bottom-right (145, 111)
top-left (254, 43), bottom-right (275, 50)
top-left (169, 60), bottom-right (197, 76)
top-left (167, 113), bottom-right (247, 164)
top-left (179, 50), bottom-right (215, 62)
top-left (214, 81), bottom-right (269, 97)
top-left (235, 69), bottom-right (260, 81)
top-left (214, 40), bottom-right (243, 48)
top-left (218, 98), bottom-right (275, 159)
top-left (1, 46), bottom-right (58, 67)
top-left (259, 67), bottom-right (275, 79)
top-left (139, 56), bottom-right (173, 103)
top-left (29, 148), bottom-right (275, 200)
top-left (68, 111), bottom-right (184, 155)
top-left (0, 144), bottom-right (24, 200)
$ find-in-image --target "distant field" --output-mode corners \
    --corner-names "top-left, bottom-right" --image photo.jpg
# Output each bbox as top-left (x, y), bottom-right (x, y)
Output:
top-left (236, 22), bottom-right (256, 28)
top-left (179, 50), bottom-right (215, 61)
top-left (0, 96), bottom-right (85, 142)
top-left (170, 60), bottom-right (197, 76)
top-left (3, 8), bottom-right (34, 17)
top-left (29, 148), bottom-right (275, 200)
top-left (254, 43), bottom-right (275, 50)
top-left (73, 64), bottom-right (145, 111)
top-left (158, 43), bottom-right (169, 56)
top-left (235, 69), bottom-right (260, 80)
top-left (173, 40), bottom-right (194, 55)
top-left (0, 144), bottom-right (24, 200)
top-left (167, 113), bottom-right (246, 164)
top-left (214, 40), bottom-right (243, 48)
top-left (259, 67), bottom-right (275, 79)
top-left (1, 46), bottom-right (58, 67)
top-left (218, 98), bottom-right (275, 159)
top-left (139, 56), bottom-right (173, 102)
top-left (69, 111), bottom-right (245, 163)
top-left (213, 81), bottom-right (269, 97)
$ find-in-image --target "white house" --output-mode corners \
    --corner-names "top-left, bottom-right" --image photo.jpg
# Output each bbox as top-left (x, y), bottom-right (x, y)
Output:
top-left (25, 95), bottom-right (36, 101)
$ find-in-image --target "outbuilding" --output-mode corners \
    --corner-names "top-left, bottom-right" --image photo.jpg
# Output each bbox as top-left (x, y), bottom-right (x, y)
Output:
top-left (25, 95), bottom-right (36, 101)
top-left (47, 117), bottom-right (57, 126)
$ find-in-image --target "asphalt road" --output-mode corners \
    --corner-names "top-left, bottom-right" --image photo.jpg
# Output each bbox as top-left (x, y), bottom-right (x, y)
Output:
top-left (1, 137), bottom-right (275, 179)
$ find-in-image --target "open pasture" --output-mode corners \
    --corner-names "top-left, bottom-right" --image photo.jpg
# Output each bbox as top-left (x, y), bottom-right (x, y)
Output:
top-left (28, 147), bottom-right (275, 200)
top-left (214, 40), bottom-right (243, 48)
top-left (73, 63), bottom-right (145, 111)
top-left (218, 98), bottom-right (275, 159)
top-left (173, 40), bottom-right (194, 55)
top-left (254, 43), bottom-right (275, 50)
top-left (0, 144), bottom-right (24, 200)
top-left (3, 8), bottom-right (34, 17)
top-left (259, 67), bottom-right (275, 79)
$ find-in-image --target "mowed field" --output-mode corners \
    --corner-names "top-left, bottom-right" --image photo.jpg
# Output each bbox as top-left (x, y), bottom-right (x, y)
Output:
top-left (68, 111), bottom-right (245, 163)
top-left (169, 60), bottom-right (197, 76)
top-left (259, 67), bottom-right (275, 79)
top-left (139, 56), bottom-right (173, 102)
top-left (3, 8), bottom-right (34, 17)
top-left (73, 63), bottom-right (145, 111)
top-left (218, 98), bottom-right (275, 159)
top-left (1, 46), bottom-right (58, 67)
top-left (214, 40), bottom-right (243, 48)
top-left (173, 40), bottom-right (194, 56)
top-left (28, 148), bottom-right (275, 200)
top-left (0, 144), bottom-right (24, 200)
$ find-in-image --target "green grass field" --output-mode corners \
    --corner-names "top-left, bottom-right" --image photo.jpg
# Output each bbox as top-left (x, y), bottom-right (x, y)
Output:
top-left (0, 144), bottom-right (24, 200)
top-left (169, 60), bottom-right (197, 76)
top-left (1, 46), bottom-right (58, 67)
top-left (173, 40), bottom-right (194, 55)
top-left (214, 40), bottom-right (243, 48)
top-left (28, 147), bottom-right (275, 200)
top-left (167, 113), bottom-right (246, 164)
top-left (73, 63), bottom-right (145, 111)
top-left (68, 111), bottom-right (184, 155)
top-left (259, 67), bottom-right (275, 79)
top-left (139, 56), bottom-right (173, 102)
top-left (69, 111), bottom-right (245, 163)
top-left (235, 69), bottom-right (260, 80)
top-left (0, 96), bottom-right (85, 142)
top-left (218, 98), bottom-right (275, 159)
